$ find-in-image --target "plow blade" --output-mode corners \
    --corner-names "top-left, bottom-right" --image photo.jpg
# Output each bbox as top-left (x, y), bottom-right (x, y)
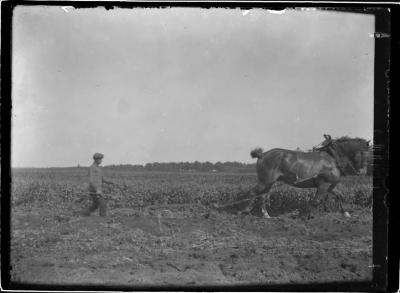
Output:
top-left (213, 195), bottom-right (262, 214)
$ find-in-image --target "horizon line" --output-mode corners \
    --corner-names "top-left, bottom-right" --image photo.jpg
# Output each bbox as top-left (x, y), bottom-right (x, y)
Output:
top-left (11, 160), bottom-right (258, 169)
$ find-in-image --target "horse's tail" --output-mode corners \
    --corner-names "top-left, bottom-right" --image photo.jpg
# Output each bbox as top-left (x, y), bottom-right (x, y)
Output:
top-left (250, 148), bottom-right (263, 159)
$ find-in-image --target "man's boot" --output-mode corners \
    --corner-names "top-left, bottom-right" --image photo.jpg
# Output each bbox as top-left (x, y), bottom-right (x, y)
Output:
top-left (83, 193), bottom-right (99, 216)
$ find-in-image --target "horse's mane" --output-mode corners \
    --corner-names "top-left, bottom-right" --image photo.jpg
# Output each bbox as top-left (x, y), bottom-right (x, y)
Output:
top-left (334, 136), bottom-right (368, 144)
top-left (333, 136), bottom-right (370, 153)
top-left (316, 136), bottom-right (370, 152)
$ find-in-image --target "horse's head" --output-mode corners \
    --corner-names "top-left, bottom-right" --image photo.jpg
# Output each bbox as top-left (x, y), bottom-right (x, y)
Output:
top-left (317, 135), bottom-right (371, 175)
top-left (356, 140), bottom-right (372, 175)
top-left (336, 137), bottom-right (371, 175)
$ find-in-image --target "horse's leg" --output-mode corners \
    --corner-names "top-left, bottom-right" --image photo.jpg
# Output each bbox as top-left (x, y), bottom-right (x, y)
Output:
top-left (239, 182), bottom-right (268, 215)
top-left (259, 184), bottom-right (275, 218)
top-left (310, 183), bottom-right (330, 217)
top-left (320, 192), bottom-right (330, 212)
top-left (258, 170), bottom-right (284, 218)
top-left (255, 171), bottom-right (282, 218)
top-left (328, 183), bottom-right (351, 217)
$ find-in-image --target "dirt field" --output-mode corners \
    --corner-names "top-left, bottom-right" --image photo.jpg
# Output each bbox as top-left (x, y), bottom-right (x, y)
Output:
top-left (11, 205), bottom-right (372, 286)
top-left (10, 169), bottom-right (373, 287)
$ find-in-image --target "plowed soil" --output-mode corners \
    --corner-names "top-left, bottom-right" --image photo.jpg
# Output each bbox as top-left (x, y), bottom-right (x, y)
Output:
top-left (11, 203), bottom-right (372, 287)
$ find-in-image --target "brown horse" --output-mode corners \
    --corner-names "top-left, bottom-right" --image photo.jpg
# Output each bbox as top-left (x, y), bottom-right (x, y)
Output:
top-left (217, 135), bottom-right (370, 218)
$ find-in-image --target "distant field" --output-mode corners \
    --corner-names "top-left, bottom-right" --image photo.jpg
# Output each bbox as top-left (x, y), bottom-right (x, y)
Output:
top-left (10, 168), bottom-right (373, 286)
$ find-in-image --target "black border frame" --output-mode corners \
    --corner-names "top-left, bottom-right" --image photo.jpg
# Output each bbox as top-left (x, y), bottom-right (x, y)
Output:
top-left (1, 1), bottom-right (395, 291)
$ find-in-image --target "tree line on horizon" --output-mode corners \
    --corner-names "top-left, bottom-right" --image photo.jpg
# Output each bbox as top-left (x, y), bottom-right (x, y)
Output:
top-left (104, 161), bottom-right (256, 173)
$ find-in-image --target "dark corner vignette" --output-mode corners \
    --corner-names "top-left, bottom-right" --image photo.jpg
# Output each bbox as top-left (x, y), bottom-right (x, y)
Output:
top-left (1, 2), bottom-right (394, 292)
top-left (1, 0), bottom-right (13, 291)
top-left (373, 6), bottom-right (391, 293)
top-left (388, 5), bottom-right (399, 293)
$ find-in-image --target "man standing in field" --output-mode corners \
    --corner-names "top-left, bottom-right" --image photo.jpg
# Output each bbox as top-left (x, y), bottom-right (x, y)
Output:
top-left (83, 153), bottom-right (114, 217)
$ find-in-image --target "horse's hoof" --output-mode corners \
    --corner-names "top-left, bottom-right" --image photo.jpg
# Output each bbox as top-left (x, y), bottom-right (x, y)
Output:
top-left (261, 208), bottom-right (271, 219)
top-left (343, 211), bottom-right (351, 218)
top-left (262, 213), bottom-right (271, 219)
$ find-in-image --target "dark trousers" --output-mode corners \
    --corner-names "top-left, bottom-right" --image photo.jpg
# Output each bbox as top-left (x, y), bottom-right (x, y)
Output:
top-left (86, 192), bottom-right (107, 217)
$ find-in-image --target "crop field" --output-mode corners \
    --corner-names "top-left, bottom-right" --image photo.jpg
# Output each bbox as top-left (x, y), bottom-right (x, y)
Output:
top-left (10, 168), bottom-right (373, 287)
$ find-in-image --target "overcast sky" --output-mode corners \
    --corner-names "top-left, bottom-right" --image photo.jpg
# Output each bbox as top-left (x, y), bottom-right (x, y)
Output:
top-left (12, 7), bottom-right (375, 167)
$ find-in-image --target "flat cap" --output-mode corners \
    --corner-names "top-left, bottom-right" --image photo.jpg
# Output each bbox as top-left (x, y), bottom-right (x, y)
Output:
top-left (93, 153), bottom-right (104, 160)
